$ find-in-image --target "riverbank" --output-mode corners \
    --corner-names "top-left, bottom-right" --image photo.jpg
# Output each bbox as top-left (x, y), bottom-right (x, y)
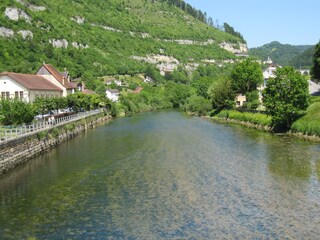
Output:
top-left (0, 111), bottom-right (111, 175)
top-left (208, 108), bottom-right (320, 142)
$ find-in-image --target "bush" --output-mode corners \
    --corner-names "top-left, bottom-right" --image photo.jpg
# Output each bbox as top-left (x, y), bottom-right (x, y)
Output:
top-left (214, 110), bottom-right (272, 126)
top-left (291, 102), bottom-right (320, 136)
top-left (0, 99), bottom-right (35, 125)
top-left (184, 95), bottom-right (212, 116)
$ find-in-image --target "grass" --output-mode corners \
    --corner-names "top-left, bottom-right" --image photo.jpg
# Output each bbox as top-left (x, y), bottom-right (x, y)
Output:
top-left (214, 110), bottom-right (272, 126)
top-left (291, 102), bottom-right (320, 136)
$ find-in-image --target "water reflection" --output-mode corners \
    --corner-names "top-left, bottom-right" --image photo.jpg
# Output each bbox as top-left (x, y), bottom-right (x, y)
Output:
top-left (0, 111), bottom-right (319, 239)
top-left (267, 139), bottom-right (312, 180)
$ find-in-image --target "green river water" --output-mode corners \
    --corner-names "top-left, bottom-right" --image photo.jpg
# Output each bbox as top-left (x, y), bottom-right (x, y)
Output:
top-left (0, 110), bottom-right (319, 239)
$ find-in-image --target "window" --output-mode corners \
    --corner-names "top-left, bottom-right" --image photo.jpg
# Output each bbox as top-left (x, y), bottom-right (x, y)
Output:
top-left (15, 91), bottom-right (19, 98)
top-left (20, 91), bottom-right (23, 99)
top-left (1, 92), bottom-right (10, 99)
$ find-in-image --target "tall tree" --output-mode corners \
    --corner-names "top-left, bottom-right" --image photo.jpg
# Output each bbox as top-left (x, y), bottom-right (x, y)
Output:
top-left (223, 23), bottom-right (246, 43)
top-left (208, 77), bottom-right (235, 110)
top-left (230, 58), bottom-right (263, 94)
top-left (311, 41), bottom-right (320, 82)
top-left (263, 66), bottom-right (310, 131)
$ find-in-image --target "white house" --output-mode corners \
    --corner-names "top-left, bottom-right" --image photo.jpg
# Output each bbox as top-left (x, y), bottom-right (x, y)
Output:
top-left (235, 94), bottom-right (246, 107)
top-left (308, 80), bottom-right (320, 96)
top-left (144, 76), bottom-right (153, 83)
top-left (106, 89), bottom-right (119, 102)
top-left (0, 72), bottom-right (62, 102)
top-left (35, 64), bottom-right (76, 97)
top-left (257, 64), bottom-right (280, 94)
top-left (106, 78), bottom-right (123, 86)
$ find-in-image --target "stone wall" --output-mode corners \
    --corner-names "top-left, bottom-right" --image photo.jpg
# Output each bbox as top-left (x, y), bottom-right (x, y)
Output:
top-left (0, 113), bottom-right (110, 175)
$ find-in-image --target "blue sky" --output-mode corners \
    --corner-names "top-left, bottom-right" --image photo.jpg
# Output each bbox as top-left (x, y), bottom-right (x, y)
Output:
top-left (184, 0), bottom-right (320, 48)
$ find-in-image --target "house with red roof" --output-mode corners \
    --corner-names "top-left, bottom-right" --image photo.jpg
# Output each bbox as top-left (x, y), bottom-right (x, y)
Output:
top-left (35, 64), bottom-right (76, 97)
top-left (0, 72), bottom-right (62, 102)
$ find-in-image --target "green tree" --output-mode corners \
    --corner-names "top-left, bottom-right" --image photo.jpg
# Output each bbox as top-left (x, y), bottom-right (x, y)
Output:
top-left (230, 59), bottom-right (263, 94)
top-left (192, 77), bottom-right (214, 99)
top-left (184, 95), bottom-right (212, 116)
top-left (208, 77), bottom-right (235, 110)
top-left (0, 99), bottom-right (35, 125)
top-left (311, 41), bottom-right (320, 82)
top-left (145, 65), bottom-right (164, 84)
top-left (263, 66), bottom-right (310, 131)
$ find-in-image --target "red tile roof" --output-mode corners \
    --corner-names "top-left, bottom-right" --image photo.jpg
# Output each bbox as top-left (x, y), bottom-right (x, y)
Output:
top-left (0, 72), bottom-right (63, 91)
top-left (36, 64), bottom-right (75, 90)
top-left (82, 89), bottom-right (96, 95)
top-left (131, 87), bottom-right (143, 94)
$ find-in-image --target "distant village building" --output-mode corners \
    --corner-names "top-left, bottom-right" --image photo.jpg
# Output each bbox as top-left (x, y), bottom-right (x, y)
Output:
top-left (72, 79), bottom-right (96, 94)
top-left (298, 69), bottom-right (310, 76)
top-left (263, 57), bottom-right (273, 65)
top-left (35, 64), bottom-right (76, 96)
top-left (308, 80), bottom-right (320, 96)
top-left (0, 72), bottom-right (62, 102)
top-left (105, 78), bottom-right (123, 86)
top-left (144, 76), bottom-right (153, 83)
top-left (129, 86), bottom-right (143, 94)
top-left (235, 94), bottom-right (246, 107)
top-left (106, 89), bottom-right (119, 102)
top-left (260, 64), bottom-right (279, 90)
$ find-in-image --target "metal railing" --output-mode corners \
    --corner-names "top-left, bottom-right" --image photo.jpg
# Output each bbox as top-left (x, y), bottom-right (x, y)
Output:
top-left (0, 109), bottom-right (104, 144)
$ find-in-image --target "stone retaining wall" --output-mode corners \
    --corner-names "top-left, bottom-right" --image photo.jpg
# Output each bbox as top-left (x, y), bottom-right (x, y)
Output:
top-left (0, 113), bottom-right (110, 175)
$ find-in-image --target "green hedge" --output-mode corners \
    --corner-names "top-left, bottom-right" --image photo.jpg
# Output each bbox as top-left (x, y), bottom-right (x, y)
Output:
top-left (214, 110), bottom-right (272, 126)
top-left (291, 102), bottom-right (320, 136)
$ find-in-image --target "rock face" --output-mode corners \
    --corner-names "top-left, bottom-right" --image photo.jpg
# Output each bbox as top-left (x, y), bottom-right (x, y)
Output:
top-left (71, 16), bottom-right (85, 24)
top-left (219, 42), bottom-right (248, 54)
top-left (29, 5), bottom-right (46, 12)
top-left (132, 54), bottom-right (179, 74)
top-left (18, 30), bottom-right (33, 39)
top-left (0, 27), bottom-right (14, 38)
top-left (49, 39), bottom-right (69, 48)
top-left (91, 23), bottom-right (122, 33)
top-left (5, 7), bottom-right (31, 23)
top-left (72, 42), bottom-right (89, 49)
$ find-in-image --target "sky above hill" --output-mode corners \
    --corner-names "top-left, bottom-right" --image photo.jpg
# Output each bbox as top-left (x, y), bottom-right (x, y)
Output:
top-left (184, 0), bottom-right (320, 48)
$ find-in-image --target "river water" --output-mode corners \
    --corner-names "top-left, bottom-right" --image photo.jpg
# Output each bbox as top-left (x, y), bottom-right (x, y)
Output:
top-left (0, 111), bottom-right (319, 239)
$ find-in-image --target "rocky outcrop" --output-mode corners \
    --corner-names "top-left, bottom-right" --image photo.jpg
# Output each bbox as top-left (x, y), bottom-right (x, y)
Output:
top-left (132, 54), bottom-right (179, 74)
top-left (141, 33), bottom-right (150, 38)
top-left (0, 27), bottom-right (14, 38)
top-left (5, 7), bottom-right (31, 23)
top-left (71, 16), bottom-right (85, 24)
top-left (29, 5), bottom-right (46, 12)
top-left (219, 42), bottom-right (248, 54)
top-left (49, 39), bottom-right (69, 48)
top-left (159, 38), bottom-right (215, 46)
top-left (72, 42), bottom-right (89, 49)
top-left (91, 23), bottom-right (122, 33)
top-left (18, 30), bottom-right (33, 39)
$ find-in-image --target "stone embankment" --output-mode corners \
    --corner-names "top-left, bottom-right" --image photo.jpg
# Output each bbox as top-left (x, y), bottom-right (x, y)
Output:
top-left (0, 112), bottom-right (111, 175)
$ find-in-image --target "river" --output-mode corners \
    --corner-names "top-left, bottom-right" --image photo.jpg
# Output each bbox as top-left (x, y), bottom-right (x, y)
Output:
top-left (0, 110), bottom-right (319, 239)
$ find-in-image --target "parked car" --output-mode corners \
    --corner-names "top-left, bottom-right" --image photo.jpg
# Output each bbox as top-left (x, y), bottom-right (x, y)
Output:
top-left (34, 111), bottom-right (54, 121)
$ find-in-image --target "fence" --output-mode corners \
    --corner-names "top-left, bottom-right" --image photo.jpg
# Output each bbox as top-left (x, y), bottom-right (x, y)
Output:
top-left (0, 109), bottom-right (104, 144)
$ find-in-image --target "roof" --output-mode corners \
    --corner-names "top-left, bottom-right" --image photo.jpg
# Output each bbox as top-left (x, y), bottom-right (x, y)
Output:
top-left (0, 72), bottom-right (63, 91)
top-left (106, 89), bottom-right (120, 93)
top-left (131, 87), bottom-right (143, 94)
top-left (83, 89), bottom-right (96, 95)
top-left (36, 64), bottom-right (75, 90)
